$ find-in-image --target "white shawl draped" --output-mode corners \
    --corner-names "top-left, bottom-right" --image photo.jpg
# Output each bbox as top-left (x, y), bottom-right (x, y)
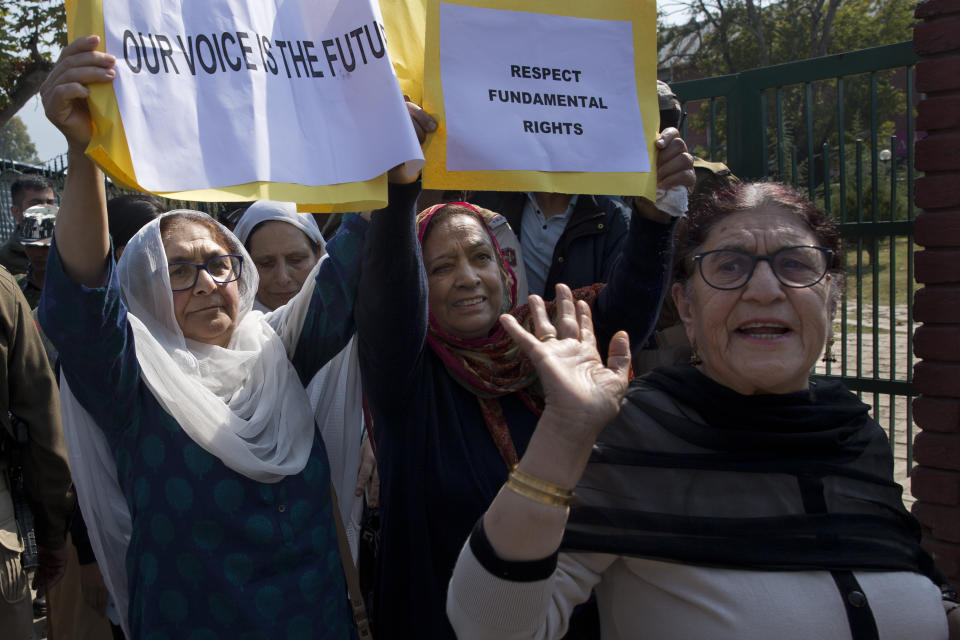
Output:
top-left (234, 200), bottom-right (366, 562)
top-left (59, 211), bottom-right (345, 637)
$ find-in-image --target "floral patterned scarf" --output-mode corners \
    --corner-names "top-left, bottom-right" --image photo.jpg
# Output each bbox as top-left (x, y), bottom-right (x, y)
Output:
top-left (416, 202), bottom-right (603, 466)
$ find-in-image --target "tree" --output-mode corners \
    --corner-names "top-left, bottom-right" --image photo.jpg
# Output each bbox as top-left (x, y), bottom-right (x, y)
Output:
top-left (658, 0), bottom-right (914, 77)
top-left (0, 1), bottom-right (66, 129)
top-left (0, 116), bottom-right (40, 162)
top-left (658, 0), bottom-right (915, 185)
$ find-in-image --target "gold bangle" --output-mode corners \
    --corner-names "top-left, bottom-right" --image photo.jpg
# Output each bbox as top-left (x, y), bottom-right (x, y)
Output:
top-left (509, 466), bottom-right (574, 500)
top-left (505, 476), bottom-right (571, 507)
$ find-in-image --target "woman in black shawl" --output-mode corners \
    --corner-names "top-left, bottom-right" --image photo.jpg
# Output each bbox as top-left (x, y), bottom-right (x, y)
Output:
top-left (446, 182), bottom-right (958, 640)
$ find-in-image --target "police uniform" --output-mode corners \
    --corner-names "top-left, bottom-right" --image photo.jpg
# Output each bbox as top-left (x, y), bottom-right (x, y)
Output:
top-left (1, 266), bottom-right (74, 640)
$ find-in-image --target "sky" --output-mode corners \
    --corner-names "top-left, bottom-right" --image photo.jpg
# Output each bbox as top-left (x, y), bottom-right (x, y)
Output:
top-left (16, 1), bottom-right (695, 164)
top-left (16, 95), bottom-right (63, 164)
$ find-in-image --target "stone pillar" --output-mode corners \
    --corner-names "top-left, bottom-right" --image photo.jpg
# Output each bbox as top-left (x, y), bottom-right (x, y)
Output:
top-left (912, 0), bottom-right (960, 585)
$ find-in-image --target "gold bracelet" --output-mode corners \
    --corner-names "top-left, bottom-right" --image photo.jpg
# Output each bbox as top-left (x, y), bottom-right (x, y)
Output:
top-left (505, 476), bottom-right (571, 507)
top-left (509, 466), bottom-right (574, 500)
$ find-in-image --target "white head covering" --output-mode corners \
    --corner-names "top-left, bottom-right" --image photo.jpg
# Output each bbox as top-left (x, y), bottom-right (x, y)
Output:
top-left (233, 199), bottom-right (326, 252)
top-left (233, 201), bottom-right (366, 557)
top-left (59, 210), bottom-right (325, 636)
top-left (116, 211), bottom-right (318, 478)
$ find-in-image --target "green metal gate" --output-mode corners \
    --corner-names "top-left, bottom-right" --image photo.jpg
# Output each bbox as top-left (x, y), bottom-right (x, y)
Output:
top-left (671, 41), bottom-right (920, 492)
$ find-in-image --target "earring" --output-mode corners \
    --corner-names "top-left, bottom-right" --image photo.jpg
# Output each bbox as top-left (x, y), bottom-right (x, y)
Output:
top-left (689, 343), bottom-right (702, 366)
top-left (822, 337), bottom-right (837, 363)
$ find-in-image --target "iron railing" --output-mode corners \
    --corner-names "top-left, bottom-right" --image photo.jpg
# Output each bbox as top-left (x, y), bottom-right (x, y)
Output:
top-left (0, 155), bottom-right (233, 244)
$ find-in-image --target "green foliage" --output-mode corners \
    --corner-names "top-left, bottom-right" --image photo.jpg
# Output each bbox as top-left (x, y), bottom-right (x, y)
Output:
top-left (831, 0), bottom-right (915, 53)
top-left (659, 0), bottom-right (915, 186)
top-left (659, 0), bottom-right (914, 76)
top-left (0, 0), bottom-right (66, 126)
top-left (0, 115), bottom-right (39, 162)
top-left (822, 155), bottom-right (912, 223)
top-left (760, 71), bottom-right (905, 184)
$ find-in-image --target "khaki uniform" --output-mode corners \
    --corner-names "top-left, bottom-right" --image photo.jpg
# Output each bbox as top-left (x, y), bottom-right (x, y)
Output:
top-left (0, 233), bottom-right (27, 277)
top-left (691, 157), bottom-right (739, 208)
top-left (14, 274), bottom-right (42, 312)
top-left (0, 266), bottom-right (74, 639)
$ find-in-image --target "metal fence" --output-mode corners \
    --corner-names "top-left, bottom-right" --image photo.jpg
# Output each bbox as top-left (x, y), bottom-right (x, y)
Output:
top-left (0, 155), bottom-right (236, 245)
top-left (671, 41), bottom-right (920, 489)
top-left (3, 41), bottom-right (921, 483)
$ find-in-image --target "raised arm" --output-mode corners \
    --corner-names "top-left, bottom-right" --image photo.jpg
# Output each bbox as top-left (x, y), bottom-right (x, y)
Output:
top-left (482, 285), bottom-right (630, 559)
top-left (593, 128), bottom-right (694, 352)
top-left (40, 36), bottom-right (116, 287)
top-left (356, 104), bottom-right (436, 405)
top-left (355, 181), bottom-right (426, 401)
top-left (37, 36), bottom-right (145, 435)
top-left (447, 284), bottom-right (631, 639)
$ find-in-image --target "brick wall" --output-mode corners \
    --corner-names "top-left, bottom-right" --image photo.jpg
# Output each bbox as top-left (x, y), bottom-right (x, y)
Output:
top-left (912, 0), bottom-right (960, 586)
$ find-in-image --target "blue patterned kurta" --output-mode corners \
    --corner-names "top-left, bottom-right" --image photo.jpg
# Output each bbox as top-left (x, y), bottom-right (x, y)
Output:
top-left (39, 214), bottom-right (368, 640)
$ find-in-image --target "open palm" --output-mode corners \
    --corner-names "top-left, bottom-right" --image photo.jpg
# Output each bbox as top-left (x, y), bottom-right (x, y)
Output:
top-left (501, 284), bottom-right (631, 445)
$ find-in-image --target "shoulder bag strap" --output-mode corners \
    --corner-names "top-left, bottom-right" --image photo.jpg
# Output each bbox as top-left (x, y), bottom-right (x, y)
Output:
top-left (330, 485), bottom-right (373, 639)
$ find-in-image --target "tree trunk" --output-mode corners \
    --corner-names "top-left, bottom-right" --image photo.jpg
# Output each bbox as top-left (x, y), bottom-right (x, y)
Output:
top-left (817, 0), bottom-right (843, 57)
top-left (0, 61), bottom-right (51, 128)
top-left (744, 0), bottom-right (770, 68)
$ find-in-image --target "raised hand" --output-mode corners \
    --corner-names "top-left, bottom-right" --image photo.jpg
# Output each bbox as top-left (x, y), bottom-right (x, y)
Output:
top-left (387, 99), bottom-right (437, 184)
top-left (405, 99), bottom-right (438, 144)
top-left (40, 35), bottom-right (116, 151)
top-left (500, 283), bottom-right (631, 449)
top-left (631, 127), bottom-right (695, 221)
top-left (477, 284), bottom-right (631, 563)
top-left (40, 36), bottom-right (115, 286)
top-left (654, 127), bottom-right (695, 191)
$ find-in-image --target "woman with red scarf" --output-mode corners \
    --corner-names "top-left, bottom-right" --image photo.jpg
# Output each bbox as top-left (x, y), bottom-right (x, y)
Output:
top-left (355, 131), bottom-right (693, 639)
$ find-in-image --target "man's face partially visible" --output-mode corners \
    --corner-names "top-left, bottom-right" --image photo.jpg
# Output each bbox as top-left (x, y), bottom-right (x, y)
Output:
top-left (12, 188), bottom-right (57, 224)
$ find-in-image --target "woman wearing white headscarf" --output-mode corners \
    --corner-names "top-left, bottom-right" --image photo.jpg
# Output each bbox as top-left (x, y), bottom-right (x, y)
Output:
top-left (37, 36), bottom-right (430, 639)
top-left (234, 201), bottom-right (366, 561)
top-left (233, 201), bottom-right (327, 314)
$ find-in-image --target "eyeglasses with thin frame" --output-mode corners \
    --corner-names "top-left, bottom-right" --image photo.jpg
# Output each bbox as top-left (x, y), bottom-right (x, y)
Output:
top-left (693, 245), bottom-right (834, 290)
top-left (167, 254), bottom-right (243, 292)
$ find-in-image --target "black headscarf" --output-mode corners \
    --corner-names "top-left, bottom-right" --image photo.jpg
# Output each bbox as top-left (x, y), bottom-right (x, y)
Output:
top-left (563, 365), bottom-right (942, 584)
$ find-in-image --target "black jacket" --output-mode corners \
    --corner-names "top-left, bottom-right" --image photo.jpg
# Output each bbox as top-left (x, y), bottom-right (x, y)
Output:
top-left (468, 192), bottom-right (632, 300)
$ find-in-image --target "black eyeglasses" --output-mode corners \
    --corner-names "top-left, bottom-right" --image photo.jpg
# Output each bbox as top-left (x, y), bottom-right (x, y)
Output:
top-left (693, 246), bottom-right (834, 290)
top-left (167, 254), bottom-right (243, 292)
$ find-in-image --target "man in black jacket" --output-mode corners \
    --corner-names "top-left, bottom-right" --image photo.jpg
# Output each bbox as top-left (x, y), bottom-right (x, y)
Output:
top-left (466, 191), bottom-right (631, 300)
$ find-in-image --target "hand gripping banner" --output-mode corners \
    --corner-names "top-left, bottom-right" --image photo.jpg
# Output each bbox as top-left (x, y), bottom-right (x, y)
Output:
top-left (420, 0), bottom-right (659, 198)
top-left (66, 0), bottom-right (425, 211)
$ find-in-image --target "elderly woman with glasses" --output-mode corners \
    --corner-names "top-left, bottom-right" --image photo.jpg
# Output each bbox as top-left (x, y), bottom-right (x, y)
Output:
top-left (447, 181), bottom-right (957, 640)
top-left (35, 36), bottom-right (429, 639)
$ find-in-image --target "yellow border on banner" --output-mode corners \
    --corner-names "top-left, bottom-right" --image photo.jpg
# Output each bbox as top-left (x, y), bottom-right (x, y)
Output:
top-left (66, 0), bottom-right (389, 212)
top-left (379, 0), bottom-right (427, 105)
top-left (422, 0), bottom-right (658, 198)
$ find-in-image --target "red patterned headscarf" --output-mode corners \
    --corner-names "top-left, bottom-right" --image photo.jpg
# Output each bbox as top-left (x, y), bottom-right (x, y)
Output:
top-left (416, 203), bottom-right (602, 466)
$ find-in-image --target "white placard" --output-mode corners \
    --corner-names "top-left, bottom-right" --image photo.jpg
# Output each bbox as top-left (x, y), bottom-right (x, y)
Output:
top-left (103, 0), bottom-right (423, 192)
top-left (438, 3), bottom-right (649, 173)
